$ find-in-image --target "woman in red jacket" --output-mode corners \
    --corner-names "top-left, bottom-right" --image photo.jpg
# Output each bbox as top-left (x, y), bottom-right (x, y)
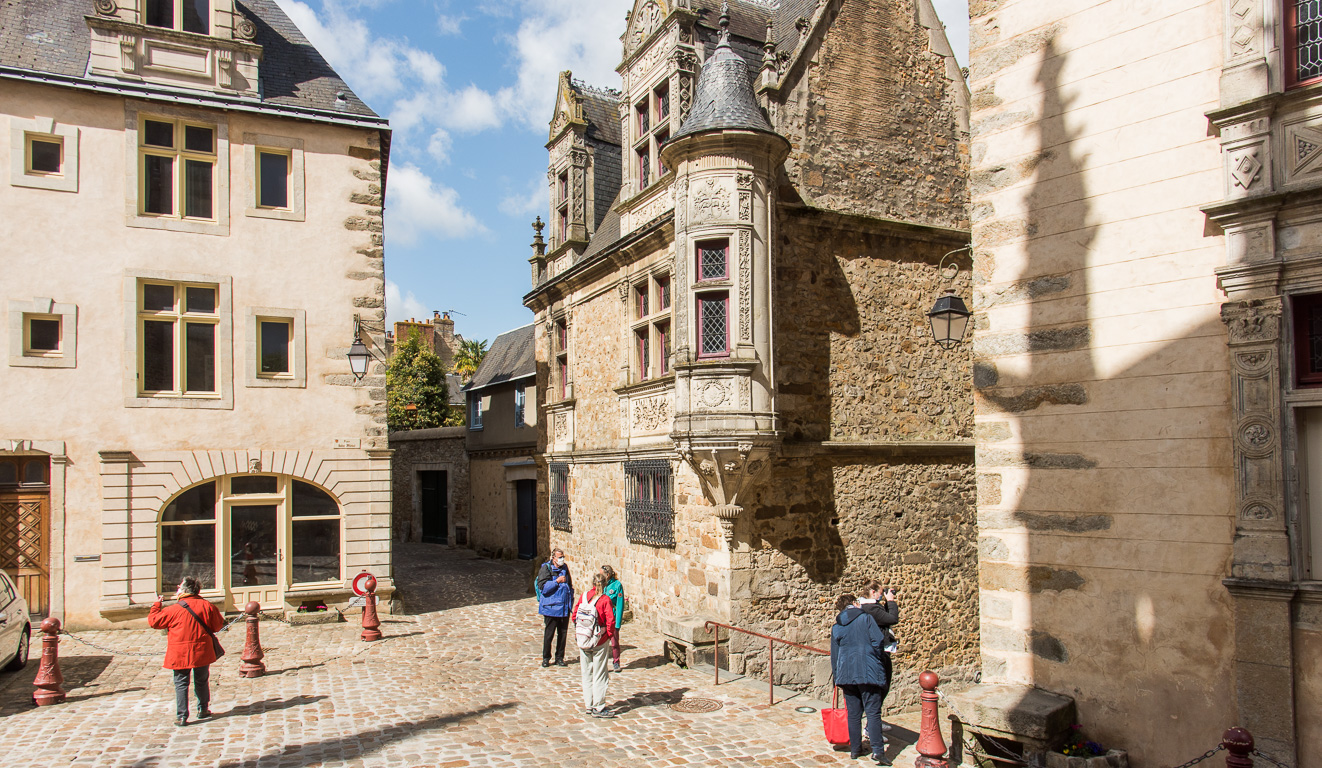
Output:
top-left (148, 577), bottom-right (224, 726)
top-left (572, 572), bottom-right (617, 718)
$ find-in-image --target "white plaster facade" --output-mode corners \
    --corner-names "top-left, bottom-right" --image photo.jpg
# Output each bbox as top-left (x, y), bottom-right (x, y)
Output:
top-left (1, 1), bottom-right (393, 628)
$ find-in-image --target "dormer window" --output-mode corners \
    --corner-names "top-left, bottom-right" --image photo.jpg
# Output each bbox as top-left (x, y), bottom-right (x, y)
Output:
top-left (145, 0), bottom-right (211, 35)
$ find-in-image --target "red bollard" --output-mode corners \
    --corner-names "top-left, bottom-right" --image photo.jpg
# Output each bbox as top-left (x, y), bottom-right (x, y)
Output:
top-left (32, 617), bottom-right (66, 706)
top-left (360, 575), bottom-right (382, 642)
top-left (915, 670), bottom-right (949, 768)
top-left (238, 601), bottom-right (265, 678)
top-left (1222, 727), bottom-right (1254, 768)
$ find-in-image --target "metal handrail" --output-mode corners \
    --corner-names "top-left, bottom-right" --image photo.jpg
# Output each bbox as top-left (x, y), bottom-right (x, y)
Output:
top-left (703, 619), bottom-right (828, 706)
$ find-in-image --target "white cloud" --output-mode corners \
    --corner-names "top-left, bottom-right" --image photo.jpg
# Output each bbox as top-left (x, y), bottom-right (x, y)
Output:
top-left (386, 280), bottom-right (432, 327)
top-left (277, 0), bottom-right (441, 99)
top-left (500, 174), bottom-right (548, 218)
top-left (436, 14), bottom-right (465, 35)
top-left (427, 128), bottom-right (454, 164)
top-left (497, 0), bottom-right (632, 130)
top-left (387, 163), bottom-right (486, 245)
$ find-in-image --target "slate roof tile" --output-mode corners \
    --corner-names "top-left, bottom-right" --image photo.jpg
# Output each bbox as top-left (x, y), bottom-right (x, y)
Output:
top-left (467, 324), bottom-right (536, 391)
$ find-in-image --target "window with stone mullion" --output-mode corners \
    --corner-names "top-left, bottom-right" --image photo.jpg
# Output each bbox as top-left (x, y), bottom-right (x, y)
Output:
top-left (1290, 0), bottom-right (1322, 86)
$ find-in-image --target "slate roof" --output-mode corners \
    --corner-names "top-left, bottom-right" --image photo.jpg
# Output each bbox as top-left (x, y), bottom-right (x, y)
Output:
top-left (446, 374), bottom-right (466, 406)
top-left (466, 324), bottom-right (536, 392)
top-left (671, 19), bottom-right (778, 142)
top-left (580, 191), bottom-right (623, 263)
top-left (0, 0), bottom-right (379, 120)
top-left (575, 81), bottom-right (622, 145)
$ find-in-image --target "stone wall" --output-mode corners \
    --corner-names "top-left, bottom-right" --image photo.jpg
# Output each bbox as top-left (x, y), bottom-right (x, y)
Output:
top-left (775, 210), bottom-right (974, 444)
top-left (469, 456), bottom-right (510, 555)
top-left (548, 460), bottom-right (733, 624)
top-left (777, 0), bottom-right (969, 232)
top-left (738, 456), bottom-right (979, 711)
top-left (388, 428), bottom-right (469, 543)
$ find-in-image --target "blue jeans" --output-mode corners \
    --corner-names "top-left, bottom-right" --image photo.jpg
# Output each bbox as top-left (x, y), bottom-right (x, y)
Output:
top-left (840, 683), bottom-right (885, 758)
top-left (173, 666), bottom-right (210, 719)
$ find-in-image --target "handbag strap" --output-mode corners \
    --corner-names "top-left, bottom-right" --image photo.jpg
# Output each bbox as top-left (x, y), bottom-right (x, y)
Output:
top-left (179, 599), bottom-right (218, 640)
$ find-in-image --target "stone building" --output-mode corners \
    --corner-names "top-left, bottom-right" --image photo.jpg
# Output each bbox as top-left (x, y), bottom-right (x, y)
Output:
top-left (523, 0), bottom-right (976, 705)
top-left (464, 325), bottom-right (538, 560)
top-left (390, 310), bottom-right (461, 372)
top-left (1, 0), bottom-right (393, 629)
top-left (966, 0), bottom-right (1317, 763)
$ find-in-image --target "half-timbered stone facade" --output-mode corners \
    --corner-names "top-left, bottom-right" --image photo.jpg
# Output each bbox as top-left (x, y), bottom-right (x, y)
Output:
top-left (524, 0), bottom-right (975, 707)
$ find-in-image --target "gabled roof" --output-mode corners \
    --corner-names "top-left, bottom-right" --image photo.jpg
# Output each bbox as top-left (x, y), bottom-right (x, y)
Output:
top-left (577, 81), bottom-right (623, 146)
top-left (0, 0), bottom-right (378, 120)
top-left (466, 324), bottom-right (536, 392)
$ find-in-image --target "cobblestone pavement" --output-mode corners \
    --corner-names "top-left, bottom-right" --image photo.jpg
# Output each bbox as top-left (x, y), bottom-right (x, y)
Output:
top-left (0, 544), bottom-right (927, 767)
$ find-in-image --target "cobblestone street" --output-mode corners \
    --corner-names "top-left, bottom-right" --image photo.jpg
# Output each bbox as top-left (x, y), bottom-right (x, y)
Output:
top-left (0, 545), bottom-right (925, 767)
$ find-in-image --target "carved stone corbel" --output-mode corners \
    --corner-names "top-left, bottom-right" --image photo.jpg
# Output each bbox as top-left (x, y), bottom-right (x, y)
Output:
top-left (218, 48), bottom-right (234, 88)
top-left (119, 33), bottom-right (138, 73)
top-left (678, 440), bottom-right (774, 542)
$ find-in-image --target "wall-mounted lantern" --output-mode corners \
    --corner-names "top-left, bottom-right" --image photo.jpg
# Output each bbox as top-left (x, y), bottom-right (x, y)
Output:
top-left (347, 314), bottom-right (372, 379)
top-left (927, 245), bottom-right (972, 349)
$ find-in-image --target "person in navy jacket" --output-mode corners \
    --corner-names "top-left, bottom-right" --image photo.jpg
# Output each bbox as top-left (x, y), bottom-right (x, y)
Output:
top-left (535, 548), bottom-right (574, 666)
top-left (831, 594), bottom-right (890, 765)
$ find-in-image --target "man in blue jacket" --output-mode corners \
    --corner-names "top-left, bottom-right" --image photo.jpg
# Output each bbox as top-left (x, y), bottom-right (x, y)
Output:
top-left (831, 594), bottom-right (889, 765)
top-left (536, 548), bottom-right (574, 667)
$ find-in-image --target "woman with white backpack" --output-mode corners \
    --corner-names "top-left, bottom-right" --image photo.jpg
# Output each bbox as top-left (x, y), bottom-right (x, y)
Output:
top-left (572, 572), bottom-right (617, 718)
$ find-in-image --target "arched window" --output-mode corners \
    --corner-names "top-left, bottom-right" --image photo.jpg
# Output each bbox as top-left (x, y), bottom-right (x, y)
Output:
top-left (158, 475), bottom-right (343, 607)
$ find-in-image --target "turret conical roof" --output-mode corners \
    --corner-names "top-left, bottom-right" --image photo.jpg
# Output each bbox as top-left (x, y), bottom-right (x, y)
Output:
top-left (669, 7), bottom-right (779, 143)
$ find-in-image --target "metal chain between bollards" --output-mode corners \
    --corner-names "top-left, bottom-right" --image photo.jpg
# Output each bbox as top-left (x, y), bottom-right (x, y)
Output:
top-left (1250, 749), bottom-right (1292, 768)
top-left (57, 631), bottom-right (162, 658)
top-left (1167, 746), bottom-right (1226, 768)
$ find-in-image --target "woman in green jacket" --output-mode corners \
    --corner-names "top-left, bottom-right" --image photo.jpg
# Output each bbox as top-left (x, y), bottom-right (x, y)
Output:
top-left (601, 565), bottom-right (625, 673)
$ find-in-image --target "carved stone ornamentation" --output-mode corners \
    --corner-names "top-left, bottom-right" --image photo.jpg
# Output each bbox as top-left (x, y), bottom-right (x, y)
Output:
top-left (1221, 299), bottom-right (1281, 345)
top-left (691, 178), bottom-right (730, 222)
top-left (554, 414), bottom-right (570, 443)
top-left (1241, 502), bottom-right (1274, 521)
top-left (739, 230), bottom-right (751, 342)
top-left (1237, 419), bottom-right (1275, 454)
top-left (1227, 0), bottom-right (1260, 60)
top-left (633, 396), bottom-right (671, 431)
top-left (739, 191), bottom-right (752, 222)
top-left (218, 48), bottom-right (234, 88)
top-left (677, 442), bottom-right (777, 541)
top-left (626, 1), bottom-right (665, 54)
top-left (94, 0), bottom-right (117, 15)
top-left (700, 380), bottom-right (730, 408)
top-left (119, 34), bottom-right (137, 73)
top-left (678, 72), bottom-right (694, 121)
top-left (1230, 147), bottom-right (1263, 190)
top-left (675, 177), bottom-right (688, 233)
top-left (618, 280), bottom-right (631, 302)
top-left (234, 16), bottom-right (258, 41)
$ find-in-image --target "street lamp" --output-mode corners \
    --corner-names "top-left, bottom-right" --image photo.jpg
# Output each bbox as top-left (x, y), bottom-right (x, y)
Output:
top-left (927, 289), bottom-right (971, 349)
top-left (927, 245), bottom-right (972, 349)
top-left (347, 314), bottom-right (371, 379)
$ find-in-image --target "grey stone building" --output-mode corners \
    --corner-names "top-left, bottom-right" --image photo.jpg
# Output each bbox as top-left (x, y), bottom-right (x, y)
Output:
top-left (522, 0), bottom-right (975, 708)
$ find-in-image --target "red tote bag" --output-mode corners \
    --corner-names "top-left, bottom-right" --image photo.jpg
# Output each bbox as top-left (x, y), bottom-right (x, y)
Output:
top-left (822, 686), bottom-right (849, 745)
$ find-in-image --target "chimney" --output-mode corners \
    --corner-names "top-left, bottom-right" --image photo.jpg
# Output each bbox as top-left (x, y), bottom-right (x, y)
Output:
top-left (432, 311), bottom-right (457, 368)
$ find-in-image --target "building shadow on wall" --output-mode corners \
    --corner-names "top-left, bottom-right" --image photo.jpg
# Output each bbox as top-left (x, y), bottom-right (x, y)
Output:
top-left (974, 37), bottom-right (1233, 761)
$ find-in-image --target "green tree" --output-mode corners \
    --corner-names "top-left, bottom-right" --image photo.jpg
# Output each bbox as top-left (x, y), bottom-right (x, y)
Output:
top-left (387, 329), bottom-right (450, 432)
top-left (453, 337), bottom-right (489, 380)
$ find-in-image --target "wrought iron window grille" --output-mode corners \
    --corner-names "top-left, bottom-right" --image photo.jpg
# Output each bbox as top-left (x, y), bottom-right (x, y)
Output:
top-left (549, 462), bottom-right (571, 532)
top-left (624, 459), bottom-right (675, 548)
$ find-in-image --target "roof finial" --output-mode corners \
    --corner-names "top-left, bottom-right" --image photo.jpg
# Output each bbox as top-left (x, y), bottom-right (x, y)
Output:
top-left (719, 1), bottom-right (731, 45)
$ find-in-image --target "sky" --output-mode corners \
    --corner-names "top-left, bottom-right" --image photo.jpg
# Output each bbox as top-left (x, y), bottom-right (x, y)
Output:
top-left (273, 0), bottom-right (971, 344)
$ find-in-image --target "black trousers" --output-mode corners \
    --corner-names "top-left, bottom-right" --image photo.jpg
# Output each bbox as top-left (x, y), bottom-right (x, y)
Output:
top-left (881, 652), bottom-right (893, 702)
top-left (542, 615), bottom-right (569, 662)
top-left (173, 666), bottom-right (210, 718)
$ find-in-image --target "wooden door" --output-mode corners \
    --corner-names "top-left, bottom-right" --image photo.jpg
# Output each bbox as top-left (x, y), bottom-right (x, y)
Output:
top-left (0, 491), bottom-right (49, 615)
top-left (516, 480), bottom-right (536, 560)
top-left (420, 471), bottom-right (448, 544)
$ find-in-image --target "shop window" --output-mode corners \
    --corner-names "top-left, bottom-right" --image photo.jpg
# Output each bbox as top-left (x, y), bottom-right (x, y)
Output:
top-left (158, 475), bottom-right (343, 596)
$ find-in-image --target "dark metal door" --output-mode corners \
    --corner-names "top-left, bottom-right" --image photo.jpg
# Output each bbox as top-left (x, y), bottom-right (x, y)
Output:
top-left (516, 479), bottom-right (536, 560)
top-left (420, 471), bottom-right (448, 544)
